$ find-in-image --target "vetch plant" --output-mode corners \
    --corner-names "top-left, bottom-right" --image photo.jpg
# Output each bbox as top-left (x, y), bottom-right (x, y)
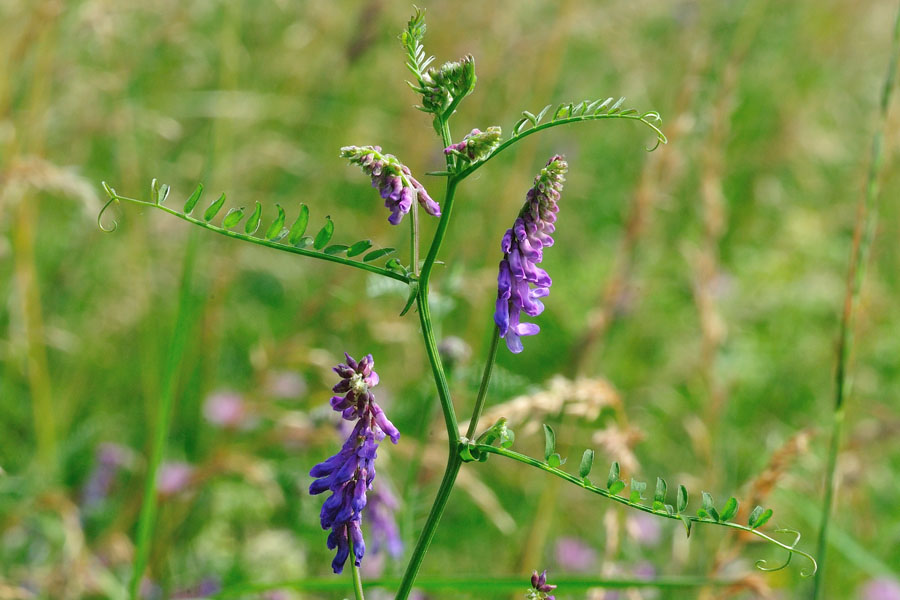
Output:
top-left (99, 8), bottom-right (817, 599)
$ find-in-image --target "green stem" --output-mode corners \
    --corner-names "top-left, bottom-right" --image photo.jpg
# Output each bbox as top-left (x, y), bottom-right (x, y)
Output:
top-left (812, 4), bottom-right (900, 597)
top-left (472, 443), bottom-right (818, 576)
top-left (128, 233), bottom-right (200, 599)
top-left (394, 117), bottom-right (462, 600)
top-left (454, 112), bottom-right (666, 181)
top-left (349, 539), bottom-right (366, 600)
top-left (213, 575), bottom-right (740, 597)
top-left (394, 454), bottom-right (462, 600)
top-left (464, 325), bottom-right (501, 440)
top-left (410, 196), bottom-right (420, 277)
top-left (101, 192), bottom-right (409, 284)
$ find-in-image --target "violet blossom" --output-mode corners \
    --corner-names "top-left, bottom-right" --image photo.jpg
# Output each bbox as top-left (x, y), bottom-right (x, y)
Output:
top-left (341, 146), bottom-right (440, 225)
top-left (443, 126), bottom-right (501, 162)
top-left (494, 155), bottom-right (567, 353)
top-left (527, 570), bottom-right (557, 600)
top-left (309, 353), bottom-right (399, 574)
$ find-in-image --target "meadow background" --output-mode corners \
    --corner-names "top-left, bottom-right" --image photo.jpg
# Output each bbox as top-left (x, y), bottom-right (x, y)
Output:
top-left (2, 0), bottom-right (899, 598)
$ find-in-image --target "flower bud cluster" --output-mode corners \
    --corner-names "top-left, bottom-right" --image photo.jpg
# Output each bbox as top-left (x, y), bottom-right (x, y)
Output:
top-left (444, 127), bottom-right (502, 162)
top-left (419, 55), bottom-right (476, 114)
top-left (341, 146), bottom-right (440, 225)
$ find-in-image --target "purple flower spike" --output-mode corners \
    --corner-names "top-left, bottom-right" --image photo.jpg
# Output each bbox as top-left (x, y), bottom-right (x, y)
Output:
top-left (494, 155), bottom-right (567, 353)
top-left (341, 145), bottom-right (440, 225)
top-left (527, 569), bottom-right (557, 600)
top-left (309, 352), bottom-right (399, 574)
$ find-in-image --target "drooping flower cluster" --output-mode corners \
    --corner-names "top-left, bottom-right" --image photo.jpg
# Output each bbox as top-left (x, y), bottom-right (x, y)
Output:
top-left (309, 353), bottom-right (399, 574)
top-left (341, 146), bottom-right (441, 225)
top-left (527, 570), bottom-right (557, 600)
top-left (494, 155), bottom-right (567, 353)
top-left (443, 126), bottom-right (502, 162)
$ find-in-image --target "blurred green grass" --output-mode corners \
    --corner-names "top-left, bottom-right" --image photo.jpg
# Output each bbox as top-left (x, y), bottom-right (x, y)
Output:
top-left (2, 0), bottom-right (899, 598)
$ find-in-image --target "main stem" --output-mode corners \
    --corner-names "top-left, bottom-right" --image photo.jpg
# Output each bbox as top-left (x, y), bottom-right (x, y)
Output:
top-left (395, 120), bottom-right (462, 600)
top-left (812, 5), bottom-right (900, 597)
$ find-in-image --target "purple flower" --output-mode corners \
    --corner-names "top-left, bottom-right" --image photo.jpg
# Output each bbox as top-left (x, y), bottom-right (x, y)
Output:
top-left (527, 570), bottom-right (557, 600)
top-left (157, 461), bottom-right (194, 496)
top-left (309, 353), bottom-right (399, 574)
top-left (203, 390), bottom-right (246, 429)
top-left (554, 537), bottom-right (597, 573)
top-left (341, 146), bottom-right (440, 225)
top-left (366, 484), bottom-right (403, 559)
top-left (82, 443), bottom-right (131, 507)
top-left (862, 578), bottom-right (900, 600)
top-left (494, 155), bottom-right (567, 353)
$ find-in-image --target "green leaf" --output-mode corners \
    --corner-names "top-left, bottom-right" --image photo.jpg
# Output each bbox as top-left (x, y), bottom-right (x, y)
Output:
top-left (324, 244), bottom-right (349, 255)
top-left (677, 485), bottom-right (688, 513)
top-left (295, 236), bottom-right (313, 248)
top-left (749, 506), bottom-right (773, 529)
top-left (607, 461), bottom-right (620, 489)
top-left (313, 216), bottom-right (334, 249)
top-left (363, 247), bottom-right (396, 262)
top-left (701, 492), bottom-right (720, 521)
top-left (548, 453), bottom-right (561, 468)
top-left (384, 258), bottom-right (408, 274)
top-left (652, 500), bottom-right (665, 512)
top-left (535, 104), bottom-right (552, 123)
top-left (595, 97), bottom-right (613, 113)
top-left (720, 497), bottom-right (739, 522)
top-left (654, 477), bottom-right (667, 504)
top-left (265, 204), bottom-right (286, 240)
top-left (630, 479), bottom-right (647, 504)
top-left (399, 281), bottom-right (419, 317)
top-left (553, 103), bottom-right (569, 119)
top-left (608, 480), bottom-right (625, 495)
top-left (609, 96), bottom-right (626, 113)
top-left (222, 207), bottom-right (244, 229)
top-left (347, 239), bottom-right (373, 257)
top-left (585, 98), bottom-right (603, 113)
top-left (288, 204), bottom-right (309, 245)
top-left (522, 110), bottom-right (538, 126)
top-left (500, 427), bottom-right (515, 449)
top-left (203, 192), bottom-right (227, 222)
top-left (183, 183), bottom-right (204, 214)
top-left (513, 117), bottom-right (528, 136)
top-left (245, 202), bottom-right (262, 234)
top-left (680, 515), bottom-right (693, 538)
top-left (579, 449), bottom-right (594, 479)
top-left (542, 424), bottom-right (556, 461)
top-left (151, 179), bottom-right (171, 205)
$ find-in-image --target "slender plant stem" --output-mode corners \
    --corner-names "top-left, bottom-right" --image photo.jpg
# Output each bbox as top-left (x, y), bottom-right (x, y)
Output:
top-left (349, 539), bottom-right (366, 600)
top-left (812, 4), bottom-right (900, 598)
top-left (101, 192), bottom-right (409, 284)
top-left (213, 575), bottom-right (740, 597)
top-left (128, 234), bottom-right (200, 599)
top-left (394, 454), bottom-right (462, 600)
top-left (410, 197), bottom-right (420, 276)
top-left (395, 117), bottom-right (462, 600)
top-left (464, 325), bottom-right (501, 440)
top-left (473, 444), bottom-right (818, 576)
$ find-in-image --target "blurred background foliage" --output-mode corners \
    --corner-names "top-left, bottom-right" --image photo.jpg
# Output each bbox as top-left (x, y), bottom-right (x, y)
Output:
top-left (1, 0), bottom-right (899, 598)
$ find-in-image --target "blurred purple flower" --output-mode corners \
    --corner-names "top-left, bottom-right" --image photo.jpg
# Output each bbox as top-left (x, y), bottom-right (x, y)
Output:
top-left (366, 484), bottom-right (403, 559)
top-left (309, 353), bottom-right (399, 574)
top-left (554, 537), bottom-right (597, 573)
top-left (341, 145), bottom-right (440, 225)
top-left (494, 155), bottom-right (567, 353)
top-left (82, 442), bottom-right (131, 507)
top-left (157, 461), bottom-right (194, 496)
top-left (625, 513), bottom-right (662, 547)
top-left (203, 390), bottom-right (246, 429)
top-left (171, 577), bottom-right (221, 599)
top-left (862, 578), bottom-right (900, 600)
top-left (266, 371), bottom-right (307, 399)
